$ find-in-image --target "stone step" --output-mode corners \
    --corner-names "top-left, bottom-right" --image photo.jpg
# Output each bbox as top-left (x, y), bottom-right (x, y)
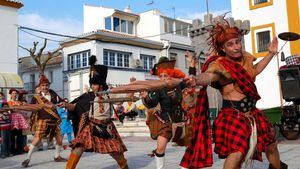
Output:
top-left (116, 126), bottom-right (149, 133)
top-left (114, 121), bottom-right (147, 127)
top-left (119, 132), bottom-right (150, 137)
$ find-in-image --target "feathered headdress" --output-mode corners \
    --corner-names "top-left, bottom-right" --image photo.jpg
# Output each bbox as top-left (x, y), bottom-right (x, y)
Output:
top-left (207, 19), bottom-right (242, 56)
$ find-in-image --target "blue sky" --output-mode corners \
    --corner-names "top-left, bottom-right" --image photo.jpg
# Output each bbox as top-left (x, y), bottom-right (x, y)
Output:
top-left (18, 0), bottom-right (231, 56)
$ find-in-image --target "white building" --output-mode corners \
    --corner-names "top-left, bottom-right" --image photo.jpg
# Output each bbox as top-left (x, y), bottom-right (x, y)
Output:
top-left (0, 0), bottom-right (23, 73)
top-left (18, 55), bottom-right (63, 99)
top-left (0, 0), bottom-right (23, 90)
top-left (231, 0), bottom-right (300, 108)
top-left (62, 5), bottom-right (193, 100)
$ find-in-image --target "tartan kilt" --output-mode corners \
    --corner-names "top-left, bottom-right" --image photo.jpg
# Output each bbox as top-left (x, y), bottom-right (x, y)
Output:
top-left (70, 120), bottom-right (127, 154)
top-left (34, 119), bottom-right (61, 139)
top-left (146, 109), bottom-right (172, 141)
top-left (213, 108), bottom-right (276, 161)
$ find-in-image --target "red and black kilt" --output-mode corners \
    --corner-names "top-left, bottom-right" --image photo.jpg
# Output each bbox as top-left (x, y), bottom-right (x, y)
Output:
top-left (70, 119), bottom-right (127, 154)
top-left (34, 119), bottom-right (61, 139)
top-left (213, 108), bottom-right (276, 161)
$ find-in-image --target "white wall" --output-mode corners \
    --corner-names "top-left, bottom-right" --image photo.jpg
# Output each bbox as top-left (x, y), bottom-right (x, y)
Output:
top-left (231, 0), bottom-right (289, 108)
top-left (0, 5), bottom-right (19, 73)
top-left (83, 5), bottom-right (115, 33)
top-left (137, 11), bottom-right (162, 42)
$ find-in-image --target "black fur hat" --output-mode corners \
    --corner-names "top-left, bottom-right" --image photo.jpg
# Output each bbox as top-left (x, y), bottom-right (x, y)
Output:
top-left (89, 55), bottom-right (108, 90)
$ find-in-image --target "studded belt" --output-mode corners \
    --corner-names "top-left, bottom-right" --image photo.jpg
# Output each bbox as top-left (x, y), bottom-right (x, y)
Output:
top-left (222, 97), bottom-right (256, 113)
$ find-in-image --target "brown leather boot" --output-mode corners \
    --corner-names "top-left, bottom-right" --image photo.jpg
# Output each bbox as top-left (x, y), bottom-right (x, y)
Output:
top-left (269, 161), bottom-right (288, 169)
top-left (66, 152), bottom-right (81, 169)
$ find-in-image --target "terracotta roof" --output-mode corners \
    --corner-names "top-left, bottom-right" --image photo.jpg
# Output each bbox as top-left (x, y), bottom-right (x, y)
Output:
top-left (0, 0), bottom-right (23, 9)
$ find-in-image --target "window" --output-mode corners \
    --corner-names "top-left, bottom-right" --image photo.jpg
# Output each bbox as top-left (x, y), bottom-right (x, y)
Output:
top-left (127, 21), bottom-right (133, 34)
top-left (68, 50), bottom-right (91, 70)
top-left (121, 19), bottom-right (126, 33)
top-left (82, 53), bottom-right (88, 67)
top-left (103, 50), bottom-right (131, 68)
top-left (143, 57), bottom-right (148, 69)
top-left (29, 74), bottom-right (36, 93)
top-left (124, 54), bottom-right (129, 67)
top-left (140, 54), bottom-right (155, 70)
top-left (117, 53), bottom-right (123, 67)
top-left (164, 18), bottom-right (174, 33)
top-left (109, 17), bottom-right (134, 34)
top-left (30, 74), bottom-right (35, 83)
top-left (254, 0), bottom-right (268, 5)
top-left (249, 0), bottom-right (273, 10)
top-left (105, 17), bottom-right (111, 30)
top-left (113, 17), bottom-right (120, 32)
top-left (175, 22), bottom-right (181, 35)
top-left (48, 71), bottom-right (53, 83)
top-left (256, 31), bottom-right (270, 52)
top-left (182, 24), bottom-right (189, 36)
top-left (76, 54), bottom-right (81, 68)
top-left (70, 55), bottom-right (75, 69)
top-left (109, 52), bottom-right (115, 66)
top-left (251, 23), bottom-right (275, 57)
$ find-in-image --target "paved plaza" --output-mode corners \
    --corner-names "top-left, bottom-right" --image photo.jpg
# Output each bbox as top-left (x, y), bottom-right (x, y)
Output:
top-left (0, 137), bottom-right (300, 169)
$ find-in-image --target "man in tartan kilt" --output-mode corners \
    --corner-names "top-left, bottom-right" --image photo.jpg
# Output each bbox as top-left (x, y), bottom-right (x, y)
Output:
top-left (59, 56), bottom-right (128, 169)
top-left (22, 75), bottom-right (67, 167)
top-left (180, 21), bottom-right (288, 169)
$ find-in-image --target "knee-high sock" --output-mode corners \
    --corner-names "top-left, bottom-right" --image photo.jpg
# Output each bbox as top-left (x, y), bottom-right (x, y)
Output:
top-left (55, 145), bottom-right (61, 158)
top-left (66, 152), bottom-right (81, 169)
top-left (27, 144), bottom-right (36, 160)
top-left (155, 151), bottom-right (165, 169)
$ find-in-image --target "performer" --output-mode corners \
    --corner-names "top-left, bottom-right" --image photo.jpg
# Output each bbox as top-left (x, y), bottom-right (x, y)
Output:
top-left (180, 20), bottom-right (288, 169)
top-left (21, 75), bottom-right (66, 167)
top-left (136, 57), bottom-right (189, 169)
top-left (61, 56), bottom-right (128, 169)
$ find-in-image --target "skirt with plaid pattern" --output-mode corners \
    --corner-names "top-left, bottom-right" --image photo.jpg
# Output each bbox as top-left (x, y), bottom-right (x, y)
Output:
top-left (213, 108), bottom-right (276, 161)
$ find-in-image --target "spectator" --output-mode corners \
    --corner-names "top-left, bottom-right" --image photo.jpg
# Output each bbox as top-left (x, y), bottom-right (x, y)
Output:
top-left (8, 88), bottom-right (29, 155)
top-left (57, 98), bottom-right (73, 144)
top-left (0, 100), bottom-right (11, 158)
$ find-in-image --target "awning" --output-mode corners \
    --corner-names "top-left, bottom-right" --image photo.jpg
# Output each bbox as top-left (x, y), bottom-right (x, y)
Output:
top-left (0, 73), bottom-right (24, 88)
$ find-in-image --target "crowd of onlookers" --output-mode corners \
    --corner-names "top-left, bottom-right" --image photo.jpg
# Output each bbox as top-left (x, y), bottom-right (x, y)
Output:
top-left (0, 89), bottom-right (74, 158)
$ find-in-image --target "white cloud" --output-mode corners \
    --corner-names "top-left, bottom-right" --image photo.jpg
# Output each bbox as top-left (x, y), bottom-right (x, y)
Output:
top-left (18, 12), bottom-right (82, 57)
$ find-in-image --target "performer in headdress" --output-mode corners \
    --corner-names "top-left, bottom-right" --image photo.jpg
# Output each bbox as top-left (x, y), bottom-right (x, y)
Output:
top-left (60, 55), bottom-right (128, 169)
top-left (180, 19), bottom-right (288, 169)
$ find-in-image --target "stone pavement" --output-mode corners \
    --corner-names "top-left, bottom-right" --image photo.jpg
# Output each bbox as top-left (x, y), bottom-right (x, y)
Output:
top-left (0, 137), bottom-right (300, 169)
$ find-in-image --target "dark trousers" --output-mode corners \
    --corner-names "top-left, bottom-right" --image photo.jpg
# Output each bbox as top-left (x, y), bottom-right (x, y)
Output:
top-left (1, 130), bottom-right (11, 157)
top-left (10, 129), bottom-right (26, 155)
